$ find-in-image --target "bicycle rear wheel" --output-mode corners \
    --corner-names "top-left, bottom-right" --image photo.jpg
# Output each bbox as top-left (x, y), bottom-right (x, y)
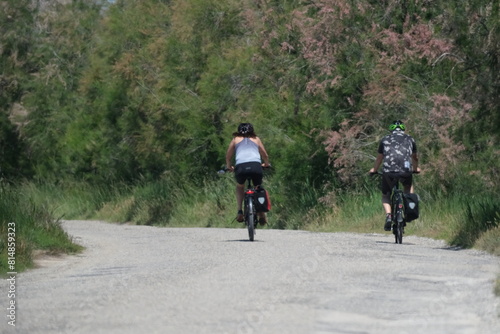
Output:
top-left (245, 198), bottom-right (255, 241)
top-left (393, 193), bottom-right (404, 244)
top-left (395, 222), bottom-right (403, 244)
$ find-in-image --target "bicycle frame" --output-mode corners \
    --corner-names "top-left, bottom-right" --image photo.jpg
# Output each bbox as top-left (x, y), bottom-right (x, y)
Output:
top-left (219, 165), bottom-right (270, 241)
top-left (390, 180), bottom-right (405, 244)
top-left (244, 177), bottom-right (258, 241)
top-left (371, 171), bottom-right (417, 244)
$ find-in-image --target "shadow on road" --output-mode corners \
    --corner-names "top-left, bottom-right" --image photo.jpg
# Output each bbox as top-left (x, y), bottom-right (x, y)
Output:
top-left (375, 240), bottom-right (416, 246)
top-left (223, 239), bottom-right (265, 243)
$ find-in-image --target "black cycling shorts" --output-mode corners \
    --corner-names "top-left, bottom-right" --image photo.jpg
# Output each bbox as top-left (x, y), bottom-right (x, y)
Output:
top-left (235, 162), bottom-right (263, 186)
top-left (381, 172), bottom-right (413, 195)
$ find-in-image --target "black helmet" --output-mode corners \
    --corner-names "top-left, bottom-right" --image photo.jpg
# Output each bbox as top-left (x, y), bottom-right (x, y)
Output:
top-left (389, 120), bottom-right (406, 131)
top-left (238, 123), bottom-right (254, 135)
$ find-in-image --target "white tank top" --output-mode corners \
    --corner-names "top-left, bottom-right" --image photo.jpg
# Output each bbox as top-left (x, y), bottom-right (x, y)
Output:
top-left (235, 138), bottom-right (261, 165)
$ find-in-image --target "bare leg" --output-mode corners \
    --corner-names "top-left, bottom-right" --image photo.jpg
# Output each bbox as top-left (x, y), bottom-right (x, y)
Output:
top-left (382, 193), bottom-right (391, 215)
top-left (236, 183), bottom-right (245, 211)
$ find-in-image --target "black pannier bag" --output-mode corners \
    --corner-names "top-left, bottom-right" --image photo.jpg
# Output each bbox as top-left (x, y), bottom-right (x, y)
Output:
top-left (403, 193), bottom-right (419, 222)
top-left (255, 186), bottom-right (271, 212)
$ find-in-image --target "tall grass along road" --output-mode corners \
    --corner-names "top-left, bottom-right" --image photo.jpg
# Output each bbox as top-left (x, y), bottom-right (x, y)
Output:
top-left (1, 220), bottom-right (499, 334)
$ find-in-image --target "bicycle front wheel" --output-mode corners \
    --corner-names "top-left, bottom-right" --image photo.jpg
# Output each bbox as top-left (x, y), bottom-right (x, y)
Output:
top-left (245, 198), bottom-right (255, 241)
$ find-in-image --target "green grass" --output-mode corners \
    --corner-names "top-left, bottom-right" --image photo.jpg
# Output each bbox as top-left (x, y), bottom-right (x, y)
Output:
top-left (0, 182), bottom-right (82, 275)
top-left (450, 197), bottom-right (500, 249)
top-left (27, 177), bottom-right (500, 257)
top-left (23, 181), bottom-right (126, 220)
top-left (166, 177), bottom-right (236, 228)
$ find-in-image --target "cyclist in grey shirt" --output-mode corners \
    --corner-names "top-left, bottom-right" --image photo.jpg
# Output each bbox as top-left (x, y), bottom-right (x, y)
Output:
top-left (226, 123), bottom-right (271, 223)
top-left (369, 120), bottom-right (420, 230)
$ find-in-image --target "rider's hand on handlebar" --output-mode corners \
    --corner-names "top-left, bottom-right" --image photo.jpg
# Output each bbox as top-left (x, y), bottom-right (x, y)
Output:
top-left (368, 168), bottom-right (420, 175)
top-left (262, 162), bottom-right (271, 168)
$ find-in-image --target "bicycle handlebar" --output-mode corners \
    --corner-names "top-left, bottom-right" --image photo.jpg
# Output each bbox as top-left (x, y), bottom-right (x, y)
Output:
top-left (218, 165), bottom-right (272, 174)
top-left (369, 171), bottom-right (420, 176)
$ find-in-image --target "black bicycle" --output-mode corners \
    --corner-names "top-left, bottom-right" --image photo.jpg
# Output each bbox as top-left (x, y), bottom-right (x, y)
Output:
top-left (390, 174), bottom-right (406, 244)
top-left (243, 176), bottom-right (259, 241)
top-left (218, 167), bottom-right (270, 241)
top-left (371, 172), bottom-right (419, 244)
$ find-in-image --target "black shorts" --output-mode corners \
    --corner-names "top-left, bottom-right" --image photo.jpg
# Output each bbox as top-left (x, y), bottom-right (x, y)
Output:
top-left (381, 172), bottom-right (413, 195)
top-left (235, 162), bottom-right (263, 186)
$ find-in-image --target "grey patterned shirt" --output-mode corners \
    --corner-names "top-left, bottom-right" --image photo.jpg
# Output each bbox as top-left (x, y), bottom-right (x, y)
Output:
top-left (378, 130), bottom-right (417, 173)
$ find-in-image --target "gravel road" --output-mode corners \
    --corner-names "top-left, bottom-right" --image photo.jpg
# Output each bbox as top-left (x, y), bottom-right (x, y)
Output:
top-left (2, 220), bottom-right (499, 334)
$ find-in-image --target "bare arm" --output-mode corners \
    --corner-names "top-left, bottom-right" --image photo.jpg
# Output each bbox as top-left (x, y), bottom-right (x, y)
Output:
top-left (412, 153), bottom-right (420, 173)
top-left (369, 153), bottom-right (384, 173)
top-left (255, 137), bottom-right (270, 167)
top-left (225, 139), bottom-right (236, 171)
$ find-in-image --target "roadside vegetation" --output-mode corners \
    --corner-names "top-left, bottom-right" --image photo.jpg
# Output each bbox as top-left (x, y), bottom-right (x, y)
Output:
top-left (0, 182), bottom-right (82, 275)
top-left (0, 0), bottom-right (499, 281)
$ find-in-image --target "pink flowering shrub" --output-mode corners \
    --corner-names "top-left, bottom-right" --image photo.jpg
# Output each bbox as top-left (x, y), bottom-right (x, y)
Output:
top-left (322, 110), bottom-right (378, 185)
top-left (379, 19), bottom-right (454, 63)
top-left (424, 94), bottom-right (472, 180)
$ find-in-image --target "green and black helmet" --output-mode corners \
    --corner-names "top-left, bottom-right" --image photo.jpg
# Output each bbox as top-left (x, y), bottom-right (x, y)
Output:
top-left (389, 120), bottom-right (406, 131)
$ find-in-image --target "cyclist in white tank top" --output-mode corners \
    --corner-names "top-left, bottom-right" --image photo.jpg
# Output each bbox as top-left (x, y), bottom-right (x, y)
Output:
top-left (235, 138), bottom-right (261, 165)
top-left (226, 123), bottom-right (271, 223)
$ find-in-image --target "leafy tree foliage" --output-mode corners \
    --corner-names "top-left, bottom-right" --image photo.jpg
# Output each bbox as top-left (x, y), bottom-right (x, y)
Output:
top-left (0, 0), bottom-right (498, 204)
top-left (0, 0), bottom-right (37, 177)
